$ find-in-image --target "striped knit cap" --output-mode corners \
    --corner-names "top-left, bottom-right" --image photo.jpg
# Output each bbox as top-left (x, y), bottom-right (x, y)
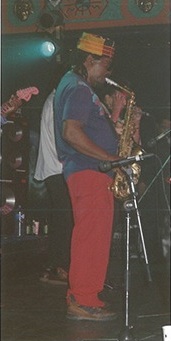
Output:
top-left (77, 32), bottom-right (115, 58)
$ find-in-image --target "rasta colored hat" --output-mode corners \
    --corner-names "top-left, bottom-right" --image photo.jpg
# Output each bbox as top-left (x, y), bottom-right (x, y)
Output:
top-left (77, 32), bottom-right (115, 58)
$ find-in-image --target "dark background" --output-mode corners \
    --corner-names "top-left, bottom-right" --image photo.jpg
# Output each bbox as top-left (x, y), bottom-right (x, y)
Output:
top-left (2, 24), bottom-right (170, 125)
top-left (1, 24), bottom-right (170, 237)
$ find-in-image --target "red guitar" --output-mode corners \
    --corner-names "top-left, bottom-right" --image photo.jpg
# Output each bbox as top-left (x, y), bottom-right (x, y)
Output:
top-left (1, 87), bottom-right (39, 124)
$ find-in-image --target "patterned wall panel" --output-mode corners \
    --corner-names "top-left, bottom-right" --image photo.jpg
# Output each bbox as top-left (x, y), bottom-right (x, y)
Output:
top-left (1, 0), bottom-right (170, 34)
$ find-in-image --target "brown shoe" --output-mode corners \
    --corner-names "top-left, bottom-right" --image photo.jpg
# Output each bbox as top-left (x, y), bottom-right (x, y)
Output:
top-left (67, 295), bottom-right (117, 321)
top-left (40, 267), bottom-right (68, 285)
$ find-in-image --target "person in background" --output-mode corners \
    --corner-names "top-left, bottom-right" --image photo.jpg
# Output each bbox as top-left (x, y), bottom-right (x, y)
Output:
top-left (53, 32), bottom-right (130, 321)
top-left (156, 113), bottom-right (170, 185)
top-left (34, 89), bottom-right (73, 285)
top-left (99, 81), bottom-right (170, 308)
top-left (154, 113), bottom-right (170, 280)
top-left (133, 109), bottom-right (170, 305)
top-left (142, 110), bottom-right (170, 298)
top-left (158, 114), bottom-right (171, 134)
top-left (151, 113), bottom-right (170, 202)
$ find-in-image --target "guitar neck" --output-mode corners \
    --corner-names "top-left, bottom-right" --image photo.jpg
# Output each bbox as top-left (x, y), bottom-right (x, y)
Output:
top-left (1, 96), bottom-right (22, 118)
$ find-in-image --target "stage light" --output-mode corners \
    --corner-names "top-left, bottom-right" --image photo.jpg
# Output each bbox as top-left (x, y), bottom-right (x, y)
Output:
top-left (41, 41), bottom-right (56, 57)
top-left (2, 34), bottom-right (61, 65)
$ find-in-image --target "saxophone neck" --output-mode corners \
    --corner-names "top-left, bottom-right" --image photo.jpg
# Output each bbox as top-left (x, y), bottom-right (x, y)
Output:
top-left (128, 92), bottom-right (135, 102)
top-left (105, 78), bottom-right (135, 96)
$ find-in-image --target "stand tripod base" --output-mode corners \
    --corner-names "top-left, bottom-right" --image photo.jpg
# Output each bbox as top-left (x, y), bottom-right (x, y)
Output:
top-left (119, 327), bottom-right (138, 341)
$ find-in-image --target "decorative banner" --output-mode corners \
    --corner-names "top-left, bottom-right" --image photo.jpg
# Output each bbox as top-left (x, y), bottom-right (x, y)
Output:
top-left (61, 0), bottom-right (109, 20)
top-left (48, 0), bottom-right (62, 8)
top-left (1, 0), bottom-right (170, 34)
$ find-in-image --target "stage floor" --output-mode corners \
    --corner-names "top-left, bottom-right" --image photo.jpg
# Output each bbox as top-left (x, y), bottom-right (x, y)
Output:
top-left (1, 235), bottom-right (170, 341)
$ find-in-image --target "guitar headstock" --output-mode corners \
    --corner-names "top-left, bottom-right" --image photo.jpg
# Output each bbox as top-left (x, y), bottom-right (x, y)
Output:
top-left (1, 87), bottom-right (39, 120)
top-left (16, 87), bottom-right (39, 102)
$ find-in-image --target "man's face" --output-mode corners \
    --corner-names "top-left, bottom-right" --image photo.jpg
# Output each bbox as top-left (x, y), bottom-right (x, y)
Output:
top-left (160, 119), bottom-right (171, 133)
top-left (87, 56), bottom-right (113, 87)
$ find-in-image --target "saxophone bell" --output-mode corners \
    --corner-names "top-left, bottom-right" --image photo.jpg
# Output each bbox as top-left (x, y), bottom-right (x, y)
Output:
top-left (108, 88), bottom-right (141, 200)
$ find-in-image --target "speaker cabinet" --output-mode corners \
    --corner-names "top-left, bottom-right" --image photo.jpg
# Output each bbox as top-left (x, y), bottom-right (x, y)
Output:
top-left (0, 115), bottom-right (29, 236)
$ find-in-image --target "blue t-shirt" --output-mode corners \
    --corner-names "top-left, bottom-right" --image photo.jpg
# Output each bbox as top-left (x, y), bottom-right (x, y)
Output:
top-left (54, 70), bottom-right (118, 179)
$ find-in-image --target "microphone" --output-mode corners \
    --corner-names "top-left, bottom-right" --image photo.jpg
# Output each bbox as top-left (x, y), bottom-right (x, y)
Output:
top-left (133, 107), bottom-right (151, 117)
top-left (147, 129), bottom-right (171, 148)
top-left (99, 153), bottom-right (154, 172)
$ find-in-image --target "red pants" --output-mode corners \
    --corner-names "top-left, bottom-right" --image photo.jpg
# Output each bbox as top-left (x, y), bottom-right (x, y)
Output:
top-left (67, 170), bottom-right (114, 307)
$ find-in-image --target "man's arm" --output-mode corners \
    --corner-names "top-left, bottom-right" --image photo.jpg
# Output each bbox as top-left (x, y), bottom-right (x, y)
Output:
top-left (63, 119), bottom-right (120, 162)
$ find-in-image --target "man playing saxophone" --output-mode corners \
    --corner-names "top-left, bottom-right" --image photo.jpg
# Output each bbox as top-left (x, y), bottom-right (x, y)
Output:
top-left (54, 32), bottom-right (128, 321)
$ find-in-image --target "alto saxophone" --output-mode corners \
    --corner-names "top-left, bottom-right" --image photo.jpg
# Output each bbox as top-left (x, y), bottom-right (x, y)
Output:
top-left (105, 78), bottom-right (143, 200)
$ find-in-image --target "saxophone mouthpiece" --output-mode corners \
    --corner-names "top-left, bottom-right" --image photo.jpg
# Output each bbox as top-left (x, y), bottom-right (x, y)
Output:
top-left (105, 78), bottom-right (119, 87)
top-left (105, 78), bottom-right (134, 96)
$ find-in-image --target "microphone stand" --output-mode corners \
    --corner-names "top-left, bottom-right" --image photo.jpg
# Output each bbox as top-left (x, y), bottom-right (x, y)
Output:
top-left (138, 155), bottom-right (170, 211)
top-left (118, 166), bottom-right (152, 341)
top-left (147, 129), bottom-right (171, 148)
